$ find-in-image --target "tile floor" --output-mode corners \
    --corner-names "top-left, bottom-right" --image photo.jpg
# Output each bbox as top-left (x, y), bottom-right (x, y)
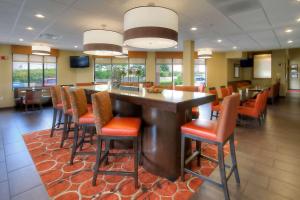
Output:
top-left (0, 93), bottom-right (299, 200)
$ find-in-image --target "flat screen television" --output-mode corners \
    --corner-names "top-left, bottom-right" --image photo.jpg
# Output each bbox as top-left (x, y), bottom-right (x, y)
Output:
top-left (240, 58), bottom-right (253, 68)
top-left (70, 56), bottom-right (89, 68)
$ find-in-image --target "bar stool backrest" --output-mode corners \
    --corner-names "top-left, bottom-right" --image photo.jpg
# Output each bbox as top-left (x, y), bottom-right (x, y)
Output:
top-left (50, 86), bottom-right (62, 107)
top-left (91, 91), bottom-right (114, 135)
top-left (216, 94), bottom-right (240, 142)
top-left (69, 88), bottom-right (88, 123)
top-left (61, 86), bottom-right (71, 113)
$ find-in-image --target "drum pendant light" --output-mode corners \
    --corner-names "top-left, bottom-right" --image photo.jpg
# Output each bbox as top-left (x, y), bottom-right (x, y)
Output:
top-left (32, 45), bottom-right (51, 56)
top-left (83, 29), bottom-right (123, 56)
top-left (115, 47), bottom-right (129, 58)
top-left (123, 6), bottom-right (178, 49)
top-left (197, 49), bottom-right (213, 59)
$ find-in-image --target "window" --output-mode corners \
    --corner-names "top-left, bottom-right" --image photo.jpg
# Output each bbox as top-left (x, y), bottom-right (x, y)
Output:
top-left (156, 58), bottom-right (183, 85)
top-left (94, 57), bottom-right (146, 83)
top-left (94, 58), bottom-right (112, 82)
top-left (129, 58), bottom-right (146, 82)
top-left (12, 54), bottom-right (57, 88)
top-left (253, 54), bottom-right (271, 79)
top-left (194, 59), bottom-right (207, 86)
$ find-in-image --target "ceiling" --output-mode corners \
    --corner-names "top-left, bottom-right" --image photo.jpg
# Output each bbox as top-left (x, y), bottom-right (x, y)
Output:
top-left (0, 0), bottom-right (300, 52)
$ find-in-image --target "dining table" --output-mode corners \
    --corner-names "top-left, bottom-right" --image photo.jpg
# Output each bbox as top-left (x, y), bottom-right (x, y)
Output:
top-left (79, 85), bottom-right (215, 181)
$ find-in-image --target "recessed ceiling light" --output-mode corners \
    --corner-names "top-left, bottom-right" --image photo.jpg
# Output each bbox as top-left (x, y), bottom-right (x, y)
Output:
top-left (287, 40), bottom-right (293, 44)
top-left (35, 14), bottom-right (45, 18)
top-left (297, 18), bottom-right (300, 22)
top-left (233, 46), bottom-right (237, 49)
top-left (285, 29), bottom-right (293, 33)
top-left (19, 38), bottom-right (24, 42)
top-left (217, 39), bottom-right (222, 43)
top-left (26, 26), bottom-right (33, 30)
top-left (74, 45), bottom-right (78, 48)
top-left (190, 27), bottom-right (197, 31)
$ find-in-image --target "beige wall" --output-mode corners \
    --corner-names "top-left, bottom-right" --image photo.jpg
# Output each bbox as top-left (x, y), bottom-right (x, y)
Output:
top-left (227, 59), bottom-right (243, 82)
top-left (206, 52), bottom-right (227, 89)
top-left (0, 45), bottom-right (14, 108)
top-left (146, 52), bottom-right (155, 82)
top-left (183, 40), bottom-right (195, 85)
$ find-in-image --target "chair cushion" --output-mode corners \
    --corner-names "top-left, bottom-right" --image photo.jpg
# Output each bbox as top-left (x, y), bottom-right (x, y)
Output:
top-left (181, 119), bottom-right (218, 142)
top-left (101, 117), bottom-right (141, 137)
top-left (238, 106), bottom-right (259, 118)
top-left (192, 107), bottom-right (199, 119)
top-left (212, 104), bottom-right (221, 111)
top-left (79, 112), bottom-right (95, 124)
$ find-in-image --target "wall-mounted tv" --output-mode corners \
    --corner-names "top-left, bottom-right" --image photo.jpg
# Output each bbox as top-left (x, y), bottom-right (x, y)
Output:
top-left (240, 58), bottom-right (253, 68)
top-left (70, 56), bottom-right (89, 68)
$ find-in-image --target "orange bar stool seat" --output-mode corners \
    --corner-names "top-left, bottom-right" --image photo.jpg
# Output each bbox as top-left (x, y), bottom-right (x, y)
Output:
top-left (209, 87), bottom-right (221, 120)
top-left (92, 91), bottom-right (141, 189)
top-left (50, 86), bottom-right (64, 137)
top-left (69, 88), bottom-right (96, 165)
top-left (181, 94), bottom-right (241, 200)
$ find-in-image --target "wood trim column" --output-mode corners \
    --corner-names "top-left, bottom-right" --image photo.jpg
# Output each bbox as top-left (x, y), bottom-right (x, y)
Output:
top-left (183, 40), bottom-right (195, 85)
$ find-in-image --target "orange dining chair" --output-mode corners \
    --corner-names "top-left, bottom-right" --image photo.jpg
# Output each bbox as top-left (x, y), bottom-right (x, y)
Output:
top-left (209, 87), bottom-right (221, 120)
top-left (227, 85), bottom-right (234, 95)
top-left (238, 93), bottom-right (264, 126)
top-left (23, 89), bottom-right (43, 111)
top-left (220, 86), bottom-right (229, 99)
top-left (181, 94), bottom-right (241, 200)
top-left (69, 88), bottom-right (96, 164)
top-left (91, 91), bottom-right (141, 188)
top-left (50, 86), bottom-right (64, 137)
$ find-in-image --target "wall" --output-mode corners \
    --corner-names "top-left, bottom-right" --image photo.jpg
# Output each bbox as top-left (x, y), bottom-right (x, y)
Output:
top-left (145, 52), bottom-right (155, 82)
top-left (0, 45), bottom-right (14, 108)
top-left (288, 48), bottom-right (300, 90)
top-left (206, 52), bottom-right (228, 89)
top-left (227, 59), bottom-right (243, 82)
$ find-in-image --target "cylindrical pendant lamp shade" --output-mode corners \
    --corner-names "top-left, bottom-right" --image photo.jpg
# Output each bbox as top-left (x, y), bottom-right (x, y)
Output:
top-left (115, 47), bottom-right (128, 58)
top-left (124, 6), bottom-right (178, 49)
top-left (32, 45), bottom-right (51, 56)
top-left (83, 30), bottom-right (123, 56)
top-left (198, 49), bottom-right (213, 59)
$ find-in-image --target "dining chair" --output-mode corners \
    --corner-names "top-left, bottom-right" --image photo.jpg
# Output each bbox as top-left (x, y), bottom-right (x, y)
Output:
top-left (181, 94), bottom-right (240, 200)
top-left (227, 85), bottom-right (234, 95)
top-left (50, 86), bottom-right (64, 137)
top-left (69, 88), bottom-right (96, 165)
top-left (91, 91), bottom-right (141, 188)
top-left (60, 86), bottom-right (73, 148)
top-left (23, 89), bottom-right (43, 111)
top-left (220, 86), bottom-right (229, 99)
top-left (209, 87), bottom-right (221, 120)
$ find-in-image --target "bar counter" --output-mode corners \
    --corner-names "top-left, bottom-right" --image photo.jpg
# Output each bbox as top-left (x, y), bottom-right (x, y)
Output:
top-left (79, 85), bottom-right (215, 180)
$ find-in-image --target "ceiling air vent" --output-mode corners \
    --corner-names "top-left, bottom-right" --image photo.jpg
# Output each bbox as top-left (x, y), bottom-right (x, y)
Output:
top-left (39, 33), bottom-right (62, 41)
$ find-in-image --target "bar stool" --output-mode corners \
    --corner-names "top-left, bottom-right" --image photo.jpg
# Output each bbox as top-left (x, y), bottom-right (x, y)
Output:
top-left (50, 86), bottom-right (64, 137)
top-left (181, 94), bottom-right (240, 200)
top-left (209, 87), bottom-right (221, 120)
top-left (60, 86), bottom-right (73, 148)
top-left (91, 91), bottom-right (141, 188)
top-left (69, 88), bottom-right (96, 165)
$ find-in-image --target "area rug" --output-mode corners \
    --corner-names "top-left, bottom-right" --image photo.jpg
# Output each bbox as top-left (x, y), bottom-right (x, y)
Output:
top-left (23, 129), bottom-right (230, 200)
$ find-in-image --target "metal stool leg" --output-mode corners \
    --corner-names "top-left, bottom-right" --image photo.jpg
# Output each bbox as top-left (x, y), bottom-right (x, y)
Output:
top-left (180, 134), bottom-right (185, 181)
top-left (92, 136), bottom-right (103, 186)
top-left (50, 108), bottom-right (58, 137)
top-left (60, 114), bottom-right (68, 148)
top-left (218, 144), bottom-right (230, 200)
top-left (70, 124), bottom-right (79, 165)
top-left (229, 135), bottom-right (240, 184)
top-left (133, 138), bottom-right (139, 188)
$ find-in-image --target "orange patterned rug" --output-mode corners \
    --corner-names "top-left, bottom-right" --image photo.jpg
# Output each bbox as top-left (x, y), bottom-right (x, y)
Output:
top-left (23, 129), bottom-right (230, 200)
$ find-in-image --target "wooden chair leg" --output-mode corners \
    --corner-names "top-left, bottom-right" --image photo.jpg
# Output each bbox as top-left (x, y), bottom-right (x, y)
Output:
top-left (230, 136), bottom-right (240, 184)
top-left (180, 134), bottom-right (185, 181)
top-left (138, 134), bottom-right (142, 165)
top-left (196, 141), bottom-right (201, 166)
top-left (79, 126), bottom-right (87, 151)
top-left (70, 124), bottom-right (79, 165)
top-left (92, 136), bottom-right (102, 186)
top-left (60, 114), bottom-right (68, 148)
top-left (50, 108), bottom-right (57, 137)
top-left (104, 139), bottom-right (110, 165)
top-left (210, 111), bottom-right (213, 120)
top-left (218, 144), bottom-right (230, 200)
top-left (133, 138), bottom-right (139, 188)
